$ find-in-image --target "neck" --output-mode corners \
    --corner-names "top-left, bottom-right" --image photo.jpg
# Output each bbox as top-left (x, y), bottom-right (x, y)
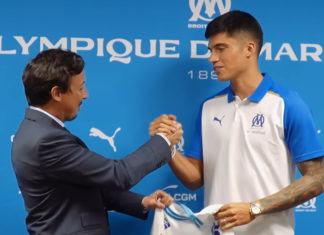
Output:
top-left (230, 68), bottom-right (263, 100)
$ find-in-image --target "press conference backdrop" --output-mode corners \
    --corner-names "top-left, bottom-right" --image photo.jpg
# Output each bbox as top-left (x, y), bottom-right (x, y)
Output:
top-left (1, 0), bottom-right (323, 234)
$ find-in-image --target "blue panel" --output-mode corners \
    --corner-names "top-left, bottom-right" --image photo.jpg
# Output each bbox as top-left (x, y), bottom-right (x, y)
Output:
top-left (1, 1), bottom-right (323, 234)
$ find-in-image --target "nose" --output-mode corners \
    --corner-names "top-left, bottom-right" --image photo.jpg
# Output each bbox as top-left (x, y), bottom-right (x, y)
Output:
top-left (209, 51), bottom-right (219, 64)
top-left (83, 87), bottom-right (88, 99)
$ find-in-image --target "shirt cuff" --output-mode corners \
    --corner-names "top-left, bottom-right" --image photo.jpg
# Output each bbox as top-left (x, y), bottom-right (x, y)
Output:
top-left (156, 133), bottom-right (176, 158)
top-left (171, 145), bottom-right (176, 158)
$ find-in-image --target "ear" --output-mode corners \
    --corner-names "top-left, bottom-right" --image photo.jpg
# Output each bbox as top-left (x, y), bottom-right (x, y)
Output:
top-left (246, 41), bottom-right (257, 58)
top-left (50, 86), bottom-right (62, 102)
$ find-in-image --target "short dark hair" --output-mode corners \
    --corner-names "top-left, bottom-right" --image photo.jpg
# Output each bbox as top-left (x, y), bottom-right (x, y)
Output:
top-left (22, 49), bottom-right (85, 106)
top-left (205, 10), bottom-right (263, 54)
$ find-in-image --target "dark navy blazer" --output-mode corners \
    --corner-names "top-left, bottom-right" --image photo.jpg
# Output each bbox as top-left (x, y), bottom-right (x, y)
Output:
top-left (11, 108), bottom-right (171, 235)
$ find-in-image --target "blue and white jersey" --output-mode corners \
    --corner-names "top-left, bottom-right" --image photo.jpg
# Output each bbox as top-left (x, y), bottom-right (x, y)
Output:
top-left (186, 73), bottom-right (324, 235)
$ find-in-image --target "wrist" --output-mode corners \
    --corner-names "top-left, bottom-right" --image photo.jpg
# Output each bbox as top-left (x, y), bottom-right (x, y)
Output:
top-left (141, 197), bottom-right (149, 213)
top-left (171, 145), bottom-right (176, 158)
top-left (249, 201), bottom-right (263, 218)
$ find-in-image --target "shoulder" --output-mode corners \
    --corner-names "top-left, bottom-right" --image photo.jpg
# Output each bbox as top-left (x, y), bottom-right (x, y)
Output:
top-left (268, 79), bottom-right (308, 112)
top-left (203, 86), bottom-right (230, 106)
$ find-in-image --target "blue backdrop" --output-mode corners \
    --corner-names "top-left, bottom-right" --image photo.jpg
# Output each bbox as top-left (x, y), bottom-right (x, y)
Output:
top-left (1, 0), bottom-right (323, 234)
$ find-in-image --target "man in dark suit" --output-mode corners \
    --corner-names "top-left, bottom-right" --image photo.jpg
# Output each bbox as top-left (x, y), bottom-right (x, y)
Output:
top-left (11, 49), bottom-right (182, 235)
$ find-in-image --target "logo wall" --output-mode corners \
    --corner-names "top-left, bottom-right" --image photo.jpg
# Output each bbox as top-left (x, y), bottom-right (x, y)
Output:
top-left (89, 127), bottom-right (121, 152)
top-left (1, 36), bottom-right (323, 63)
top-left (295, 198), bottom-right (317, 212)
top-left (188, 0), bottom-right (231, 28)
top-left (163, 184), bottom-right (197, 202)
top-left (176, 137), bottom-right (185, 153)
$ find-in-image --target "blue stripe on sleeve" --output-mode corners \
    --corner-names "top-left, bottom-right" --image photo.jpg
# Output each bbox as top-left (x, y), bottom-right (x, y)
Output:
top-left (281, 88), bottom-right (324, 162)
top-left (185, 103), bottom-right (203, 160)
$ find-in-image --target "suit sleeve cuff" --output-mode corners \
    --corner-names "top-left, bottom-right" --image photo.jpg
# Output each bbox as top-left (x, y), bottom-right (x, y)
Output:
top-left (156, 133), bottom-right (171, 146)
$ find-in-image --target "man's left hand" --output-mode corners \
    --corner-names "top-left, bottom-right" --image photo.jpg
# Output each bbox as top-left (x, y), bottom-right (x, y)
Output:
top-left (214, 203), bottom-right (255, 230)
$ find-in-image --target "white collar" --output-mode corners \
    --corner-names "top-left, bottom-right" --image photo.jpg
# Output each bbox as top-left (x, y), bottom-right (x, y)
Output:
top-left (30, 106), bottom-right (65, 127)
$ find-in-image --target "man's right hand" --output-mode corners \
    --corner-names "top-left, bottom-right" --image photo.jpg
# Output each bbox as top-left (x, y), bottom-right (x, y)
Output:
top-left (150, 115), bottom-right (203, 190)
top-left (150, 114), bottom-right (183, 146)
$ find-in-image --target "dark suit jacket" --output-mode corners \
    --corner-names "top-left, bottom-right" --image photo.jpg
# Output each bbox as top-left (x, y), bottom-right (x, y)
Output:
top-left (11, 108), bottom-right (171, 235)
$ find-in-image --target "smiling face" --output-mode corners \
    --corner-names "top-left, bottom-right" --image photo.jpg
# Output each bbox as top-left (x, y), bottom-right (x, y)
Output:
top-left (208, 32), bottom-right (250, 82)
top-left (60, 71), bottom-right (88, 121)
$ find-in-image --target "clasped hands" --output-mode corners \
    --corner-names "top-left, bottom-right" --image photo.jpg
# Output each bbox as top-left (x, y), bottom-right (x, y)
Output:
top-left (149, 114), bottom-right (183, 146)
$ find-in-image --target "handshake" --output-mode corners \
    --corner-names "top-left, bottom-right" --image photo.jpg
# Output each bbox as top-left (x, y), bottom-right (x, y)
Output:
top-left (141, 114), bottom-right (183, 210)
top-left (150, 114), bottom-right (183, 146)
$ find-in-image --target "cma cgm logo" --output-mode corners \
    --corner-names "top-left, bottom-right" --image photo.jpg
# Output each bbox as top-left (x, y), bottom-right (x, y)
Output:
top-left (163, 185), bottom-right (197, 202)
top-left (188, 0), bottom-right (231, 29)
top-left (295, 198), bottom-right (317, 212)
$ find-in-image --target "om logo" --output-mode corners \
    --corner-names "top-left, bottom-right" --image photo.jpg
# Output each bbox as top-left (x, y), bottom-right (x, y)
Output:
top-left (189, 0), bottom-right (231, 22)
top-left (296, 198), bottom-right (316, 209)
top-left (211, 223), bottom-right (221, 235)
top-left (252, 113), bottom-right (265, 127)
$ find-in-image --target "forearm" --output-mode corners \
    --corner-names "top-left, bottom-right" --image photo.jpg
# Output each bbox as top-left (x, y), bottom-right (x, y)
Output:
top-left (102, 189), bottom-right (148, 219)
top-left (257, 160), bottom-right (324, 214)
top-left (169, 151), bottom-right (203, 190)
top-left (214, 158), bottom-right (324, 231)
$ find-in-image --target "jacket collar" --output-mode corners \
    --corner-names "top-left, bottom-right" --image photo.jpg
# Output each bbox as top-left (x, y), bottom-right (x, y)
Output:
top-left (25, 108), bottom-right (66, 130)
